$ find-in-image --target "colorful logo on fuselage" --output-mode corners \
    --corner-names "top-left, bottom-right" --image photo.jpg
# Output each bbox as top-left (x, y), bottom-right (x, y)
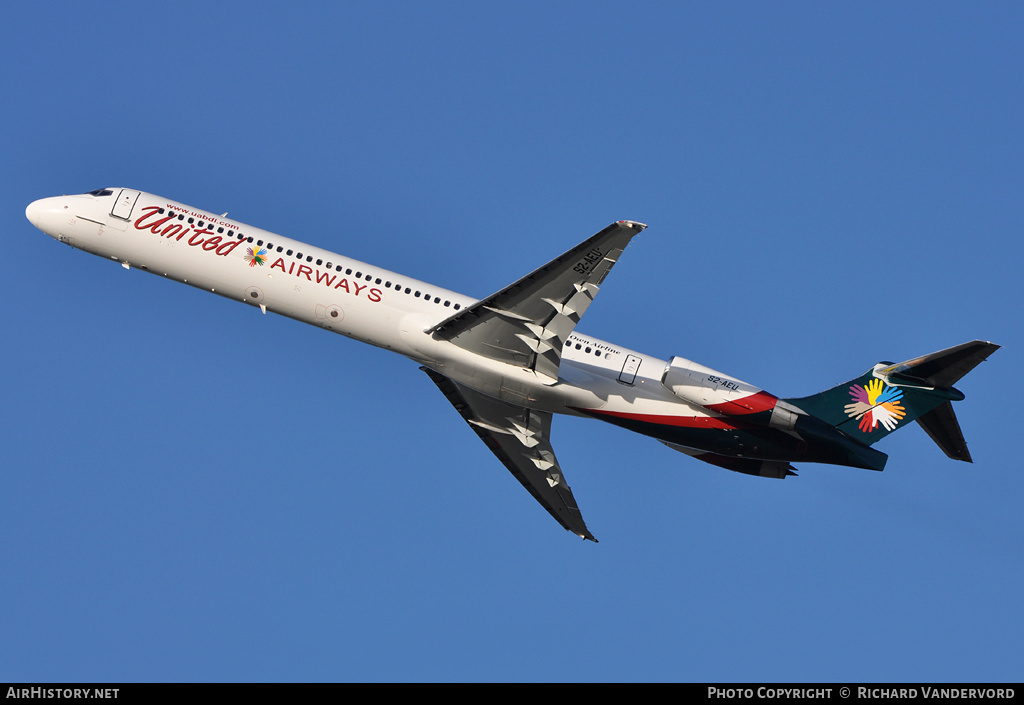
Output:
top-left (845, 378), bottom-right (906, 433)
top-left (245, 246), bottom-right (268, 267)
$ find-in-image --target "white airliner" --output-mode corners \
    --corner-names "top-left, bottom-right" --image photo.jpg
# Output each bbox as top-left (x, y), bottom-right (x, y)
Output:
top-left (27, 188), bottom-right (998, 541)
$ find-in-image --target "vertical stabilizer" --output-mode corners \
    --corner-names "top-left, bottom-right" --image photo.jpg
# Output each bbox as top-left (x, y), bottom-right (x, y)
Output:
top-left (784, 341), bottom-right (998, 458)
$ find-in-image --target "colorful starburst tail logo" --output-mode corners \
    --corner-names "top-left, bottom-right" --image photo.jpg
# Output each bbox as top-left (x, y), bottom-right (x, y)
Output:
top-left (845, 378), bottom-right (907, 433)
top-left (245, 246), bottom-right (268, 267)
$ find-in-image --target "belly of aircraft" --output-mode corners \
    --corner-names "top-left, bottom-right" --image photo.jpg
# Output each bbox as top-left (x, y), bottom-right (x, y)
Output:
top-left (574, 406), bottom-right (813, 462)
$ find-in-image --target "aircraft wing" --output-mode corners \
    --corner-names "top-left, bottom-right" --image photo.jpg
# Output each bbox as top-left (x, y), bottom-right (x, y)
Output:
top-left (428, 221), bottom-right (645, 384)
top-left (422, 367), bottom-right (596, 542)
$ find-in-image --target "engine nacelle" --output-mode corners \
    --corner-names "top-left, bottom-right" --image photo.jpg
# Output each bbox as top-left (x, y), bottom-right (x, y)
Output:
top-left (661, 356), bottom-right (801, 430)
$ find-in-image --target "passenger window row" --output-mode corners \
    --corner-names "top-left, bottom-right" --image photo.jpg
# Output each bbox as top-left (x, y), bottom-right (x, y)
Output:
top-left (150, 207), bottom-right (462, 310)
top-left (566, 338), bottom-right (607, 357)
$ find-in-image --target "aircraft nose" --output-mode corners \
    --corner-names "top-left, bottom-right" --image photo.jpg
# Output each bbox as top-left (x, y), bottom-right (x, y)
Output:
top-left (26, 196), bottom-right (70, 238)
top-left (25, 199), bottom-right (43, 228)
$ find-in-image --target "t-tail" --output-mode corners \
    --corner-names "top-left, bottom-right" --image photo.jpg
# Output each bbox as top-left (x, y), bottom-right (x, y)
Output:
top-left (784, 340), bottom-right (1000, 462)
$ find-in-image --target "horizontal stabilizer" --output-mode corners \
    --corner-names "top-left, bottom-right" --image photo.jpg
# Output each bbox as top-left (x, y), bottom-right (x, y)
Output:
top-left (916, 401), bottom-right (972, 462)
top-left (878, 340), bottom-right (1000, 388)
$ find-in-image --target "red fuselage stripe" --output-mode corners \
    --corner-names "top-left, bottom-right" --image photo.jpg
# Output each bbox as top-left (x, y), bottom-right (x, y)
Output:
top-left (579, 408), bottom-right (741, 430)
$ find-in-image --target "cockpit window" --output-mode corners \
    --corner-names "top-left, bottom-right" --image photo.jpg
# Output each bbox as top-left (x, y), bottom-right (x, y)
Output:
top-left (88, 189), bottom-right (114, 197)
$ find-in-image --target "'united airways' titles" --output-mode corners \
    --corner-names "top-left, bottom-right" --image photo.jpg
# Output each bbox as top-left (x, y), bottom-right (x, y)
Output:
top-left (133, 205), bottom-right (383, 302)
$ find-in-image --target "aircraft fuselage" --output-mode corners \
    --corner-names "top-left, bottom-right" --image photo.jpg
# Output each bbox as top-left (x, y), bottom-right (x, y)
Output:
top-left (33, 187), bottom-right (991, 539)
top-left (24, 189), bottom-right (869, 467)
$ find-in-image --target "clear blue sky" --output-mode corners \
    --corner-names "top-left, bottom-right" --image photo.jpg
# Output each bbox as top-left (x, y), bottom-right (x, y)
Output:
top-left (2, 2), bottom-right (1021, 682)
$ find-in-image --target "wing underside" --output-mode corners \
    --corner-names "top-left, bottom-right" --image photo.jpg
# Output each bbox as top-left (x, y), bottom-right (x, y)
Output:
top-left (423, 367), bottom-right (596, 541)
top-left (417, 222), bottom-right (646, 541)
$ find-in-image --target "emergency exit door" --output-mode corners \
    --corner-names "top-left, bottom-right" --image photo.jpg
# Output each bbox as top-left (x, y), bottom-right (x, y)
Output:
top-left (618, 354), bottom-right (642, 385)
